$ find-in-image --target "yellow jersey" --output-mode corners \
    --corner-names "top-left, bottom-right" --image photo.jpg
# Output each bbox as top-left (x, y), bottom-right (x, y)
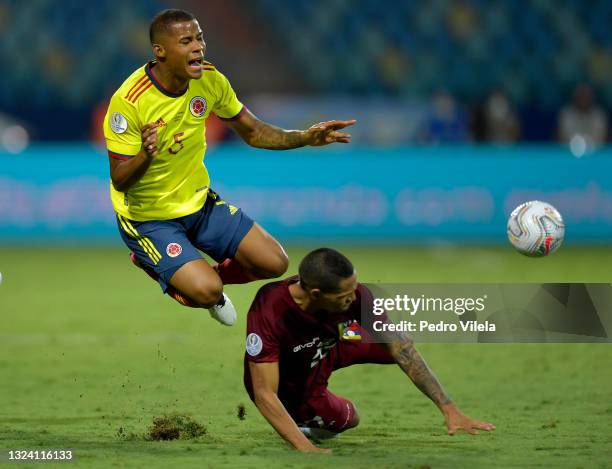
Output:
top-left (103, 60), bottom-right (244, 221)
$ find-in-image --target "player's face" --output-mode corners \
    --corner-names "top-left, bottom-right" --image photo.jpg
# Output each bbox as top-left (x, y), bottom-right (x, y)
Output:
top-left (159, 20), bottom-right (206, 80)
top-left (317, 274), bottom-right (358, 314)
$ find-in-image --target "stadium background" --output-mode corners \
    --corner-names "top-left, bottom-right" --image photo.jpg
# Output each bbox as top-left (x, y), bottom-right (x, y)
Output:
top-left (0, 1), bottom-right (610, 467)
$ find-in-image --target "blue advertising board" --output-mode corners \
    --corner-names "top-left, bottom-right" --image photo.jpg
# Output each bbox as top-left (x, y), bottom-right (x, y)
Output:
top-left (0, 144), bottom-right (610, 244)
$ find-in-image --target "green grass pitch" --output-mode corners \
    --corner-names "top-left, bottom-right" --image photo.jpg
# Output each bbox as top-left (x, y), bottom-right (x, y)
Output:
top-left (0, 246), bottom-right (610, 468)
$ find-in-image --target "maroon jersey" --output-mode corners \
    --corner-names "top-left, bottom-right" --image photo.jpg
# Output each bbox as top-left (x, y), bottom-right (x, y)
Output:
top-left (243, 276), bottom-right (392, 414)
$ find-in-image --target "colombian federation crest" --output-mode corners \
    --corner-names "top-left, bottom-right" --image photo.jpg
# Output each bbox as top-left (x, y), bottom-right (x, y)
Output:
top-left (166, 243), bottom-right (182, 258)
top-left (189, 96), bottom-right (207, 117)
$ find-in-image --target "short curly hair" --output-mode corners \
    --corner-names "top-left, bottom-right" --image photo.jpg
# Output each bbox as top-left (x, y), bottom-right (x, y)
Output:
top-left (149, 9), bottom-right (196, 44)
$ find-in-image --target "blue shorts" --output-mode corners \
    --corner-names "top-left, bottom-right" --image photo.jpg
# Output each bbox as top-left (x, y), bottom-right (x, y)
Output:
top-left (116, 190), bottom-right (254, 292)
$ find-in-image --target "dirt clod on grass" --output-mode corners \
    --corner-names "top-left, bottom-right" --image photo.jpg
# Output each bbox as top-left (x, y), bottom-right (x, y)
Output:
top-left (237, 404), bottom-right (246, 421)
top-left (146, 414), bottom-right (207, 441)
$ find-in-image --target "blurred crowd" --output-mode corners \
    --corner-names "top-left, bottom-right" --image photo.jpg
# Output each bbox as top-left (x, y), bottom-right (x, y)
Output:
top-left (0, 0), bottom-right (609, 150)
top-left (1, 82), bottom-right (608, 153)
top-left (425, 83), bottom-right (608, 152)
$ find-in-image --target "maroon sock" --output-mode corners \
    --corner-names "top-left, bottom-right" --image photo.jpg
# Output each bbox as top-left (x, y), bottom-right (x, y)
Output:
top-left (214, 258), bottom-right (256, 284)
top-left (166, 285), bottom-right (200, 308)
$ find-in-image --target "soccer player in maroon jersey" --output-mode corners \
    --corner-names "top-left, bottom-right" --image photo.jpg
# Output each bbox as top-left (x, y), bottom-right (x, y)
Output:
top-left (244, 248), bottom-right (495, 453)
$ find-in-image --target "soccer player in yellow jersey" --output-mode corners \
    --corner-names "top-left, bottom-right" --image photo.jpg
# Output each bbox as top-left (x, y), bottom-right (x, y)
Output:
top-left (103, 9), bottom-right (356, 325)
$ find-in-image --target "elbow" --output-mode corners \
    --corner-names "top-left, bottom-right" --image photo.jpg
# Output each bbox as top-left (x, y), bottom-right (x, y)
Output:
top-left (253, 389), bottom-right (275, 409)
top-left (245, 136), bottom-right (263, 149)
top-left (111, 178), bottom-right (129, 193)
top-left (253, 392), bottom-right (267, 407)
top-left (111, 181), bottom-right (124, 192)
top-left (110, 169), bottom-right (130, 192)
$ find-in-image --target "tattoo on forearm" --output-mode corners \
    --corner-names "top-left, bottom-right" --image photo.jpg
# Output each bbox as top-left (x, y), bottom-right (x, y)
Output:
top-left (252, 121), bottom-right (306, 150)
top-left (388, 332), bottom-right (451, 406)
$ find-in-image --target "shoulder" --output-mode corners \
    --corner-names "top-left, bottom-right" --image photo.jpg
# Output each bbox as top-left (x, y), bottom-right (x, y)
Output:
top-left (202, 60), bottom-right (217, 72)
top-left (356, 283), bottom-right (373, 300)
top-left (247, 279), bottom-right (293, 322)
top-left (109, 64), bottom-right (151, 110)
top-left (351, 283), bottom-right (376, 312)
top-left (114, 65), bottom-right (148, 98)
top-left (193, 60), bottom-right (231, 89)
top-left (200, 60), bottom-right (220, 78)
top-left (252, 279), bottom-right (289, 311)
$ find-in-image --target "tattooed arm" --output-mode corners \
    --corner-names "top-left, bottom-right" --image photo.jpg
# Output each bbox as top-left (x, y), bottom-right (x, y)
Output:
top-left (384, 330), bottom-right (496, 435)
top-left (386, 331), bottom-right (452, 407)
top-left (224, 108), bottom-right (356, 149)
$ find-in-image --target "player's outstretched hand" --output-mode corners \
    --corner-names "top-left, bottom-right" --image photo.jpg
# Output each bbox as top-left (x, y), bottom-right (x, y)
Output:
top-left (305, 119), bottom-right (357, 146)
top-left (141, 123), bottom-right (159, 158)
top-left (444, 406), bottom-right (496, 436)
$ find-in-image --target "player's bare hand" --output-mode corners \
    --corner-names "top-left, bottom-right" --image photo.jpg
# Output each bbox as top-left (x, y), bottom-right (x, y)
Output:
top-left (141, 123), bottom-right (159, 158)
top-left (298, 446), bottom-right (332, 454)
top-left (444, 407), bottom-right (496, 436)
top-left (305, 119), bottom-right (356, 146)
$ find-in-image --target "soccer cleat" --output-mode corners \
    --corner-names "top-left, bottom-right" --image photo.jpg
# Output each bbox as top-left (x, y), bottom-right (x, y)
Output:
top-left (208, 292), bottom-right (237, 326)
top-left (298, 426), bottom-right (339, 440)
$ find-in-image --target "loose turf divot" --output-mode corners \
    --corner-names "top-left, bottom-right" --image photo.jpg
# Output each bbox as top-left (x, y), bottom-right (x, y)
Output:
top-left (146, 413), bottom-right (207, 441)
top-left (237, 404), bottom-right (246, 421)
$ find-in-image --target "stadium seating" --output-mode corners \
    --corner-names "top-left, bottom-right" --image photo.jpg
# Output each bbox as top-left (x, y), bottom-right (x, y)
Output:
top-left (251, 0), bottom-right (612, 109)
top-left (0, 0), bottom-right (610, 140)
top-left (0, 0), bottom-right (161, 138)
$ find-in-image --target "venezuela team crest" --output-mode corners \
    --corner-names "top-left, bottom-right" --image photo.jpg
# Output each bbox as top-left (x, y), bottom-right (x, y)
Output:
top-left (189, 96), bottom-right (207, 117)
top-left (339, 320), bottom-right (362, 341)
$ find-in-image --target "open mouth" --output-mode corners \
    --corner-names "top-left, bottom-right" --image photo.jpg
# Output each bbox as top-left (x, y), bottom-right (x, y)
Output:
top-left (187, 57), bottom-right (202, 70)
top-left (187, 57), bottom-right (203, 71)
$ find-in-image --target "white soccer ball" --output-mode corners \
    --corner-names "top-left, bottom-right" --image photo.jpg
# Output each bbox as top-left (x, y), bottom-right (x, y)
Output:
top-left (507, 201), bottom-right (565, 257)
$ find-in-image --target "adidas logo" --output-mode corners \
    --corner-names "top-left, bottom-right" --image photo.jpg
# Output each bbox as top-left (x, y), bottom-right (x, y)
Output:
top-left (155, 117), bottom-right (167, 128)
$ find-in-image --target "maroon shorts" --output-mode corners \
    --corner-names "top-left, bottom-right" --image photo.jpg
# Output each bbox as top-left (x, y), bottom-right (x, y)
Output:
top-left (291, 340), bottom-right (394, 433)
top-left (294, 389), bottom-right (359, 432)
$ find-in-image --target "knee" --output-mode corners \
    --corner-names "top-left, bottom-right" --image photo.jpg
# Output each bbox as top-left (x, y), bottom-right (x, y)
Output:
top-left (345, 402), bottom-right (360, 430)
top-left (270, 249), bottom-right (289, 277)
top-left (326, 400), bottom-right (360, 433)
top-left (190, 277), bottom-right (223, 308)
top-left (252, 248), bottom-right (289, 279)
top-left (265, 249), bottom-right (289, 278)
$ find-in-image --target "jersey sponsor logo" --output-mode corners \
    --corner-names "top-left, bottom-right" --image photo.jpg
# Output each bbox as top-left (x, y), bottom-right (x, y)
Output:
top-left (246, 333), bottom-right (263, 356)
top-left (109, 112), bottom-right (128, 134)
top-left (155, 117), bottom-right (167, 128)
top-left (293, 337), bottom-right (320, 353)
top-left (189, 96), bottom-right (207, 117)
top-left (310, 338), bottom-right (336, 368)
top-left (166, 243), bottom-right (182, 257)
